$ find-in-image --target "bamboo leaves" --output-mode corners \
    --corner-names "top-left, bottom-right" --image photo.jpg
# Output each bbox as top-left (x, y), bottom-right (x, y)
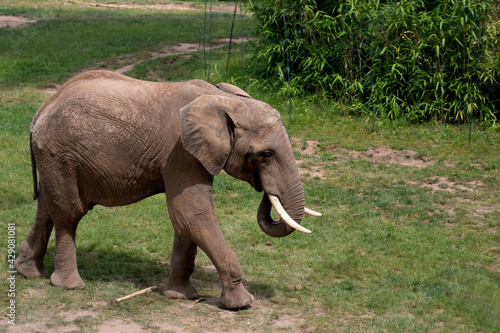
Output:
top-left (249, 0), bottom-right (499, 126)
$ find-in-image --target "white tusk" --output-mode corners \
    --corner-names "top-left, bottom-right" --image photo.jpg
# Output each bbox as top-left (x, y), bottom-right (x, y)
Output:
top-left (304, 207), bottom-right (322, 217)
top-left (268, 194), bottom-right (311, 234)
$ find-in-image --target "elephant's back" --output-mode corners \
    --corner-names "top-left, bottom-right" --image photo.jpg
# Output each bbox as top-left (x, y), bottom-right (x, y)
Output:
top-left (30, 71), bottom-right (181, 177)
top-left (29, 70), bottom-right (220, 158)
top-left (32, 71), bottom-right (177, 141)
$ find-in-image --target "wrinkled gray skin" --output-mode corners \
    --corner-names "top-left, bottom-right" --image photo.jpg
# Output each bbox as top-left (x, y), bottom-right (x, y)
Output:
top-left (15, 70), bottom-right (307, 309)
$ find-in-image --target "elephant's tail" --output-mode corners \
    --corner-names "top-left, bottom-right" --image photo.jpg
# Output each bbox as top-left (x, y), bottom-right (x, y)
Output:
top-left (30, 132), bottom-right (38, 200)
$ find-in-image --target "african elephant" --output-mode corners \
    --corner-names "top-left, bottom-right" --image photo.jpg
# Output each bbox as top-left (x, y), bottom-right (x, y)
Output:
top-left (14, 70), bottom-right (320, 309)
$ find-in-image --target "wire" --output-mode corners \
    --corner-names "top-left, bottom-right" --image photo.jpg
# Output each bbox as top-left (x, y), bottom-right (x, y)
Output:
top-left (240, 0), bottom-right (245, 91)
top-left (203, 0), bottom-right (213, 82)
top-left (203, 0), bottom-right (208, 81)
top-left (226, 0), bottom-right (238, 73)
top-left (471, 0), bottom-right (481, 144)
top-left (282, 0), bottom-right (291, 122)
top-left (209, 0), bottom-right (213, 82)
top-left (371, 0), bottom-right (381, 133)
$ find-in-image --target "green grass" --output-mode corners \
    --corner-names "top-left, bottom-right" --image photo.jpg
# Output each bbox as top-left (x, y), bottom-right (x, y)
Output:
top-left (0, 1), bottom-right (255, 87)
top-left (1, 2), bottom-right (499, 332)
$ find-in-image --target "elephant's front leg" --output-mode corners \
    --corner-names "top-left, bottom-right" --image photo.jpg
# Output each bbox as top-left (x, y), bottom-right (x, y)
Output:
top-left (195, 228), bottom-right (254, 309)
top-left (165, 182), bottom-right (254, 309)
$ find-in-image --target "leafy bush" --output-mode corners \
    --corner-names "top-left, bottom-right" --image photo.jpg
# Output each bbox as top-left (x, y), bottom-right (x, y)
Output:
top-left (249, 0), bottom-right (499, 127)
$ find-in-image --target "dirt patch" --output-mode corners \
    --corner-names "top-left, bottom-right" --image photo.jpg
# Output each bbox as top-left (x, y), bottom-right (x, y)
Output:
top-left (5, 322), bottom-right (46, 333)
top-left (65, 0), bottom-right (238, 13)
top-left (0, 16), bottom-right (36, 28)
top-left (2, 299), bottom-right (315, 333)
top-left (295, 160), bottom-right (326, 179)
top-left (292, 139), bottom-right (437, 180)
top-left (489, 265), bottom-right (500, 273)
top-left (272, 314), bottom-right (306, 332)
top-left (153, 320), bottom-right (194, 332)
top-left (112, 37), bottom-right (254, 74)
top-left (292, 139), bottom-right (327, 179)
top-left (97, 318), bottom-right (143, 333)
top-left (291, 138), bottom-right (320, 158)
top-left (5, 322), bottom-right (79, 333)
top-left (59, 308), bottom-right (98, 322)
top-left (346, 145), bottom-right (435, 168)
top-left (420, 176), bottom-right (484, 194)
top-left (293, 140), bottom-right (435, 169)
top-left (2, 300), bottom-right (108, 332)
top-left (473, 206), bottom-right (500, 218)
top-left (112, 43), bottom-right (202, 74)
top-left (150, 43), bottom-right (200, 59)
top-left (419, 176), bottom-right (499, 223)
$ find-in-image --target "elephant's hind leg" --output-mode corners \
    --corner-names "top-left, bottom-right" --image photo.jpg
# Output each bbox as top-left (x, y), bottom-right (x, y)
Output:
top-left (49, 210), bottom-right (86, 290)
top-left (15, 194), bottom-right (53, 278)
top-left (163, 234), bottom-right (198, 300)
top-left (38, 173), bottom-right (87, 290)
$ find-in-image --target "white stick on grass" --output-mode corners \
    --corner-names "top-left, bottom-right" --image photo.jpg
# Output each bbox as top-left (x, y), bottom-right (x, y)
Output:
top-left (115, 285), bottom-right (157, 302)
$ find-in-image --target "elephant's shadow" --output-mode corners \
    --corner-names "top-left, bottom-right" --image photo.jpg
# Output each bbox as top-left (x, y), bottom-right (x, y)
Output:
top-left (41, 243), bottom-right (275, 305)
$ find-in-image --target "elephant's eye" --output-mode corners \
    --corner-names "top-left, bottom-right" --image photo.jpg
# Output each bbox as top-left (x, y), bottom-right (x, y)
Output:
top-left (260, 151), bottom-right (272, 163)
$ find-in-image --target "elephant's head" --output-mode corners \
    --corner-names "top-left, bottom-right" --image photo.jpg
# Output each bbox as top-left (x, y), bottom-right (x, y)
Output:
top-left (179, 89), bottom-right (320, 237)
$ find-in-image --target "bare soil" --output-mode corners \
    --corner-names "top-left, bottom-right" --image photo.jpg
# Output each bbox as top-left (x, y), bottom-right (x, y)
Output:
top-left (112, 37), bottom-right (255, 75)
top-left (2, 0), bottom-right (240, 29)
top-left (293, 139), bottom-right (437, 180)
top-left (343, 145), bottom-right (435, 168)
top-left (64, 0), bottom-right (237, 13)
top-left (293, 139), bottom-right (500, 220)
top-left (0, 16), bottom-right (36, 28)
top-left (2, 298), bottom-right (308, 333)
top-left (417, 176), bottom-right (484, 194)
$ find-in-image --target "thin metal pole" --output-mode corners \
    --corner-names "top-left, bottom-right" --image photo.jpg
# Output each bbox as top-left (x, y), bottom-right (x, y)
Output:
top-left (226, 0), bottom-right (238, 73)
top-left (240, 0), bottom-right (245, 91)
top-left (470, 0), bottom-right (481, 144)
top-left (371, 0), bottom-right (380, 133)
top-left (203, 0), bottom-right (207, 80)
top-left (282, 0), bottom-right (291, 122)
top-left (208, 0), bottom-right (213, 82)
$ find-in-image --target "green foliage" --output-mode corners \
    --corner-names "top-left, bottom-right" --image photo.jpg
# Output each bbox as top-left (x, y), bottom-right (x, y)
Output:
top-left (249, 0), bottom-right (500, 127)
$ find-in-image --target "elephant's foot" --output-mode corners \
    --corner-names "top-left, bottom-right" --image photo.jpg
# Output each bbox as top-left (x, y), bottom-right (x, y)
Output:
top-left (163, 282), bottom-right (198, 300)
top-left (14, 255), bottom-right (48, 278)
top-left (219, 282), bottom-right (254, 309)
top-left (50, 270), bottom-right (85, 290)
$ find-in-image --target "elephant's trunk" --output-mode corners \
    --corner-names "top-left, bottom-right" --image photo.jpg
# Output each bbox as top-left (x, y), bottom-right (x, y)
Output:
top-left (257, 179), bottom-right (306, 237)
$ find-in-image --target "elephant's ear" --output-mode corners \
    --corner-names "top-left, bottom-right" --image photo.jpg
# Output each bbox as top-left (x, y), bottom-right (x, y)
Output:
top-left (216, 83), bottom-right (252, 98)
top-left (180, 95), bottom-right (240, 176)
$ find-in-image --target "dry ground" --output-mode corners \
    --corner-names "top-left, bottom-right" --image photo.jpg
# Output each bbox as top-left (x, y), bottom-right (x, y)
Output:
top-left (63, 0), bottom-right (237, 13)
top-left (0, 16), bottom-right (36, 28)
